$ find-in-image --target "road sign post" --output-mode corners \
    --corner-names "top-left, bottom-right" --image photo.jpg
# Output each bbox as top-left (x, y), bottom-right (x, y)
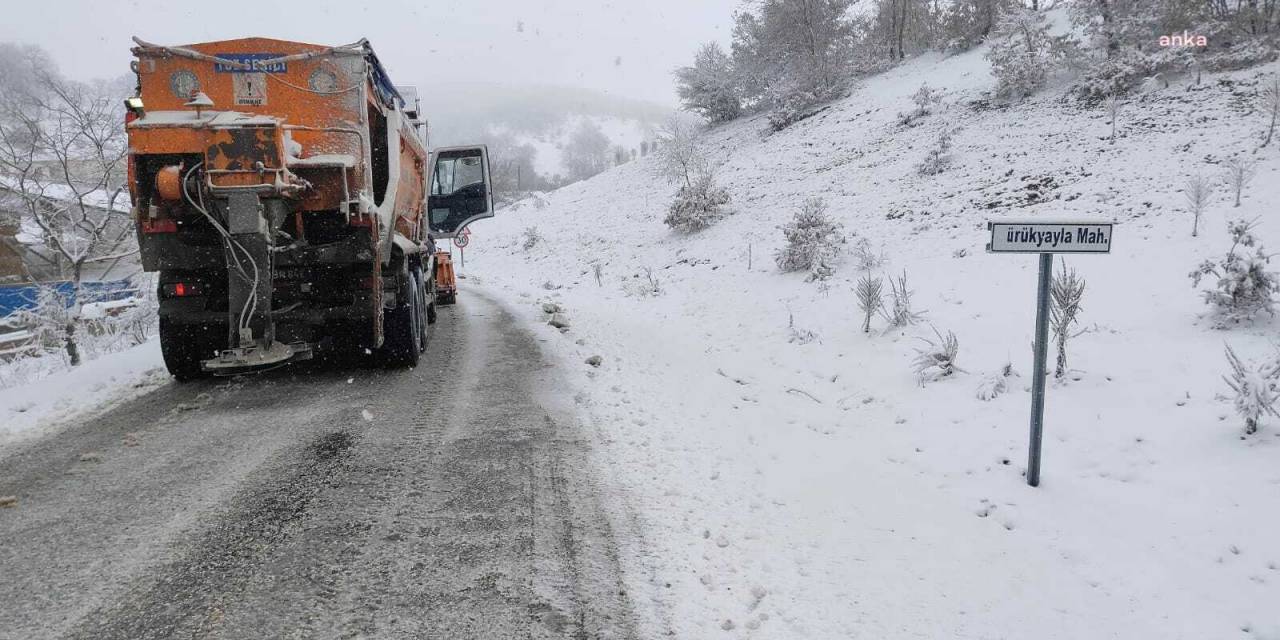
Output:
top-left (987, 219), bottom-right (1113, 487)
top-left (453, 228), bottom-right (471, 268)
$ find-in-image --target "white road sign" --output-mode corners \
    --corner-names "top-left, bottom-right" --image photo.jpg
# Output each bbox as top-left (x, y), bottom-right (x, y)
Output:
top-left (987, 220), bottom-right (1113, 254)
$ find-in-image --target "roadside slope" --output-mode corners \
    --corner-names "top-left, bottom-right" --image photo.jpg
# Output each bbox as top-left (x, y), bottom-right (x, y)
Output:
top-left (465, 48), bottom-right (1280, 639)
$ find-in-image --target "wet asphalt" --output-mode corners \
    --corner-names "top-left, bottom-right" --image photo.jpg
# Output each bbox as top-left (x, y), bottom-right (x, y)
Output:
top-left (0, 290), bottom-right (638, 639)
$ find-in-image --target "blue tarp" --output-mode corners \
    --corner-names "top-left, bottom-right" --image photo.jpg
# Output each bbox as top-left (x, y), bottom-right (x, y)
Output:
top-left (0, 280), bottom-right (135, 318)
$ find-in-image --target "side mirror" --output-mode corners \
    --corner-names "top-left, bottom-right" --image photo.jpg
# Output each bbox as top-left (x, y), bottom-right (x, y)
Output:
top-left (427, 145), bottom-right (493, 237)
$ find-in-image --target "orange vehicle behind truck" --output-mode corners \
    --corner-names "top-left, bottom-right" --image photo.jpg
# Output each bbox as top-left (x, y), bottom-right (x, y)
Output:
top-left (125, 37), bottom-right (494, 378)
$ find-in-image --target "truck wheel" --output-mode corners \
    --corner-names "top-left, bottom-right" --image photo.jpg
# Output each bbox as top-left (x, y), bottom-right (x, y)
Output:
top-left (160, 317), bottom-right (207, 382)
top-left (382, 268), bottom-right (421, 368)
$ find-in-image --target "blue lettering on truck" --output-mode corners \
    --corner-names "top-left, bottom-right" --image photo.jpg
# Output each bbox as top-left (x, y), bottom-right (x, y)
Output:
top-left (214, 54), bottom-right (286, 73)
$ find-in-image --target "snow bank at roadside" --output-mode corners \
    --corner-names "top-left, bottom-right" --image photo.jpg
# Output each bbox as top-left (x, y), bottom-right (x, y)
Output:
top-left (0, 339), bottom-right (167, 447)
top-left (465, 47), bottom-right (1280, 640)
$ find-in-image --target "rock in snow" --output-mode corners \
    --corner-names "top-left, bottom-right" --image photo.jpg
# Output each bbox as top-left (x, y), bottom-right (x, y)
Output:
top-left (585, 355), bottom-right (603, 367)
top-left (547, 313), bottom-right (570, 329)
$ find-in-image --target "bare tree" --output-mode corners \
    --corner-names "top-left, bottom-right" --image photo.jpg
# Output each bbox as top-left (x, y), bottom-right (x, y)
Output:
top-left (1263, 74), bottom-right (1280, 147)
top-left (561, 120), bottom-right (611, 182)
top-left (1105, 94), bottom-right (1121, 144)
top-left (653, 116), bottom-right (707, 189)
top-left (1183, 173), bottom-right (1213, 237)
top-left (0, 69), bottom-right (132, 365)
top-left (1223, 158), bottom-right (1256, 207)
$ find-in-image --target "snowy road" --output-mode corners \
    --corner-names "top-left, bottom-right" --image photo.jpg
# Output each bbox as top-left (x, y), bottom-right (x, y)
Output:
top-left (0, 291), bottom-right (637, 639)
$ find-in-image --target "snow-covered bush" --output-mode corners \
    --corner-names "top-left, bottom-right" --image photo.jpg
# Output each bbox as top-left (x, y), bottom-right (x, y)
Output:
top-left (916, 127), bottom-right (955, 176)
top-left (767, 88), bottom-right (824, 132)
top-left (976, 362), bottom-right (1018, 401)
top-left (665, 171), bottom-right (731, 233)
top-left (852, 237), bottom-right (886, 271)
top-left (787, 311), bottom-right (820, 345)
top-left (623, 267), bottom-right (663, 298)
top-left (1190, 220), bottom-right (1279, 324)
top-left (7, 286), bottom-right (75, 363)
top-left (985, 8), bottom-right (1058, 100)
top-left (1222, 344), bottom-right (1280, 435)
top-left (1051, 260), bottom-right (1086, 379)
top-left (880, 270), bottom-right (925, 328)
top-left (521, 226), bottom-right (542, 250)
top-left (912, 326), bottom-right (964, 384)
top-left (856, 273), bottom-right (883, 333)
top-left (674, 42), bottom-right (742, 124)
top-left (1071, 48), bottom-right (1156, 105)
top-left (898, 83), bottom-right (942, 126)
top-left (775, 197), bottom-right (845, 281)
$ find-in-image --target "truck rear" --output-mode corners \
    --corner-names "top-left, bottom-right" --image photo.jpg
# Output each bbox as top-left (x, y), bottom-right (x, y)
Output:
top-left (124, 37), bottom-right (493, 378)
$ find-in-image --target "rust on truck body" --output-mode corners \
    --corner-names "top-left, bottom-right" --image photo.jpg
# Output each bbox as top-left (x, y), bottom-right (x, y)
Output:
top-left (127, 36), bottom-right (442, 377)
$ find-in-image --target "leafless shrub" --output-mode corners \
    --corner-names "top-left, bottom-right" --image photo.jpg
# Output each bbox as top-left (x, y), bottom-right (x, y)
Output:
top-left (624, 267), bottom-right (663, 297)
top-left (879, 270), bottom-right (925, 328)
top-left (592, 262), bottom-right (604, 287)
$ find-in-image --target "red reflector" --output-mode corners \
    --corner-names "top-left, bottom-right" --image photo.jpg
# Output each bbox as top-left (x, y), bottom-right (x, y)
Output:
top-left (142, 219), bottom-right (177, 234)
top-left (163, 282), bottom-right (199, 298)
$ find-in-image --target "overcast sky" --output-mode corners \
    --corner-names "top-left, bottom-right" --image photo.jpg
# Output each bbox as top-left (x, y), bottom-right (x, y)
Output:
top-left (0, 0), bottom-right (744, 106)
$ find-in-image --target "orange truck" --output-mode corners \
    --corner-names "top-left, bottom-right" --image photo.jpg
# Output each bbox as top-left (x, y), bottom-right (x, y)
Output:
top-left (124, 37), bottom-right (493, 379)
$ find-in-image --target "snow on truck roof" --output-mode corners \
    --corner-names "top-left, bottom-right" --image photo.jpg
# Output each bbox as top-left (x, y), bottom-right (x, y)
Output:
top-left (128, 110), bottom-right (281, 128)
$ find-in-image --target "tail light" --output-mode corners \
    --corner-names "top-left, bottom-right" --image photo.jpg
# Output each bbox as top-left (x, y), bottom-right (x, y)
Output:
top-left (162, 282), bottom-right (202, 298)
top-left (142, 219), bottom-right (177, 234)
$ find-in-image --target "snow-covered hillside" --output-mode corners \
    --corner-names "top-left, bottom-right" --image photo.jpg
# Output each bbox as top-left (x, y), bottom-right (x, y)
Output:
top-left (488, 113), bottom-right (655, 178)
top-left (465, 45), bottom-right (1280, 639)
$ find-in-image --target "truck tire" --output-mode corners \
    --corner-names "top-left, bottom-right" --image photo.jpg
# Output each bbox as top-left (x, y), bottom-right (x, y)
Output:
top-left (382, 266), bottom-right (421, 368)
top-left (411, 269), bottom-right (430, 346)
top-left (420, 266), bottom-right (437, 326)
top-left (159, 317), bottom-right (208, 382)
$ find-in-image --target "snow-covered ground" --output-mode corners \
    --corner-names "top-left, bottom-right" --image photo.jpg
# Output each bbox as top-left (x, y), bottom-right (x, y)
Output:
top-left (0, 339), bottom-right (166, 446)
top-left (465, 46), bottom-right (1280, 639)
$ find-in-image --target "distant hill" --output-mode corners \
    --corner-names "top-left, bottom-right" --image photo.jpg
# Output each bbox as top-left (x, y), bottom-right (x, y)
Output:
top-left (420, 82), bottom-right (672, 184)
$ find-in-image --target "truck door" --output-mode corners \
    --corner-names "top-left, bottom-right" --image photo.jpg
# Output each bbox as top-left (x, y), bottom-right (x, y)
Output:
top-left (427, 145), bottom-right (493, 237)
